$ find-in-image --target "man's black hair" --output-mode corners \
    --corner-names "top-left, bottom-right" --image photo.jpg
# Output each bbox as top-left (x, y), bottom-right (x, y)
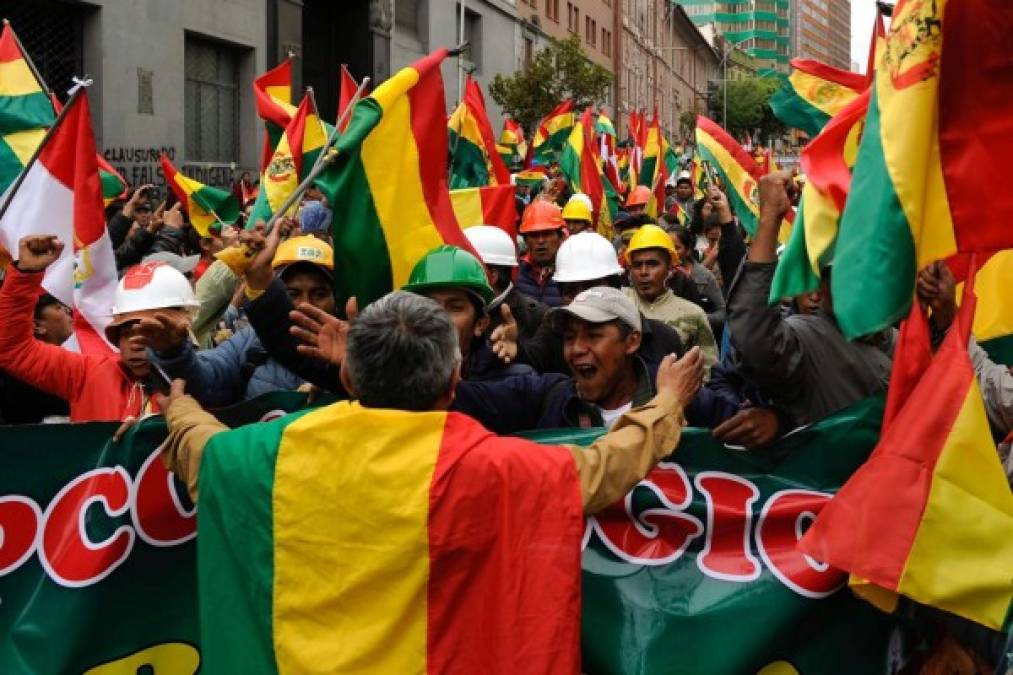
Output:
top-left (33, 294), bottom-right (65, 322)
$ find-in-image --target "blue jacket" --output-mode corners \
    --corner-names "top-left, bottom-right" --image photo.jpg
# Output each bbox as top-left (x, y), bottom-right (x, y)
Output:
top-left (150, 327), bottom-right (305, 408)
top-left (515, 259), bottom-right (562, 307)
top-left (453, 356), bottom-right (738, 435)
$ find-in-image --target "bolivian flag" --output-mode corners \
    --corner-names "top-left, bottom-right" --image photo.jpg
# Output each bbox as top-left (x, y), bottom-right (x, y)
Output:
top-left (968, 251), bottom-right (1013, 365)
top-left (527, 99), bottom-right (574, 167)
top-left (498, 117), bottom-right (526, 166)
top-left (0, 23), bottom-right (55, 195)
top-left (197, 401), bottom-right (584, 674)
top-left (769, 89), bottom-right (869, 302)
top-left (769, 59), bottom-right (866, 138)
top-left (161, 154), bottom-right (239, 236)
top-left (513, 167), bottom-right (547, 189)
top-left (253, 58), bottom-right (297, 171)
top-left (801, 276), bottom-right (1013, 630)
top-left (831, 0), bottom-right (1013, 339)
top-left (560, 108), bottom-right (616, 239)
top-left (448, 75), bottom-right (510, 189)
top-left (314, 50), bottom-right (482, 306)
top-left (248, 94), bottom-right (327, 227)
top-left (694, 116), bottom-right (762, 234)
top-left (450, 184), bottom-right (517, 237)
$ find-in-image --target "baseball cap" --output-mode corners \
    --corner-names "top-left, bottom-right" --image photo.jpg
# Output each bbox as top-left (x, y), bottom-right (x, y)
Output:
top-left (549, 286), bottom-right (642, 333)
top-left (142, 251), bottom-right (200, 275)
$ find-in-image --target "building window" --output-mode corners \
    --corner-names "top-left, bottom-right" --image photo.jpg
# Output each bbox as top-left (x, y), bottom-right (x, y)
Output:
top-left (184, 35), bottom-right (240, 163)
top-left (602, 28), bottom-right (612, 56)
top-left (457, 5), bottom-right (483, 71)
top-left (396, 0), bottom-right (419, 37)
top-left (566, 3), bottom-right (580, 32)
top-left (547, 0), bottom-right (559, 22)
top-left (523, 36), bottom-right (533, 65)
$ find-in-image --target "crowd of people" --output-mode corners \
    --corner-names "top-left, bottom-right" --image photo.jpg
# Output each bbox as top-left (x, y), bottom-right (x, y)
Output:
top-left (1, 159), bottom-right (1011, 671)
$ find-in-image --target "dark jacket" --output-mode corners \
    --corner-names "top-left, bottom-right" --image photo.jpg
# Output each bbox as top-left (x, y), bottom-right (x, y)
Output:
top-left (515, 259), bottom-right (562, 307)
top-left (115, 227), bottom-right (156, 270)
top-left (716, 219), bottom-right (747, 294)
top-left (453, 355), bottom-right (738, 434)
top-left (726, 261), bottom-right (893, 428)
top-left (486, 284), bottom-right (549, 341)
top-left (517, 312), bottom-right (685, 375)
top-left (108, 210), bottom-right (135, 249)
top-left (667, 268), bottom-right (704, 307)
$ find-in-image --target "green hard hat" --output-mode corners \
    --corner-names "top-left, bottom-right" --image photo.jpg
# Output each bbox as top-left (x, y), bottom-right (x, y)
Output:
top-left (402, 245), bottom-right (495, 306)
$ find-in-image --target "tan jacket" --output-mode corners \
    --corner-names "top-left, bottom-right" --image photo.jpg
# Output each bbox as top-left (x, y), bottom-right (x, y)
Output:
top-left (163, 392), bottom-right (685, 515)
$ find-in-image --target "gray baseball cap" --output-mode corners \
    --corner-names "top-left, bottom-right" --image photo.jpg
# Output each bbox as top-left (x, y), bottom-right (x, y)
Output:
top-left (143, 251), bottom-right (200, 275)
top-left (549, 286), bottom-right (642, 333)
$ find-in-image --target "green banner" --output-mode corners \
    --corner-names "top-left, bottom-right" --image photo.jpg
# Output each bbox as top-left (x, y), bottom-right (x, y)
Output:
top-left (2, 394), bottom-right (909, 673)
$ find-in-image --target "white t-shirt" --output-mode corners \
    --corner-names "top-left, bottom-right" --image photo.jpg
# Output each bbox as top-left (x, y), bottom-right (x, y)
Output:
top-left (599, 401), bottom-right (633, 429)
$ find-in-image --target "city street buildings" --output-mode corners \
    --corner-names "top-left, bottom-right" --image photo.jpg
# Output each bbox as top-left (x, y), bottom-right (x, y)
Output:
top-left (790, 0), bottom-right (851, 69)
top-left (677, 0), bottom-right (792, 75)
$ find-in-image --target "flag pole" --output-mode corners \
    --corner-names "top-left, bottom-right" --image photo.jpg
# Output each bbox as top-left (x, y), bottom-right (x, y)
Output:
top-left (2, 19), bottom-right (52, 96)
top-left (264, 79), bottom-right (371, 234)
top-left (0, 84), bottom-right (86, 222)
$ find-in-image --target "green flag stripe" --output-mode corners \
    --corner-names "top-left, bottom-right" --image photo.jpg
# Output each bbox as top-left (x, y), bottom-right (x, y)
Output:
top-left (831, 85), bottom-right (914, 339)
top-left (448, 132), bottom-right (490, 189)
top-left (639, 156), bottom-right (658, 188)
top-left (99, 170), bottom-right (126, 200)
top-left (0, 91), bottom-right (55, 133)
top-left (198, 408), bottom-right (315, 674)
top-left (559, 142), bottom-right (582, 194)
top-left (532, 128), bottom-right (571, 164)
top-left (769, 79), bottom-right (832, 138)
top-left (770, 197), bottom-right (820, 302)
top-left (0, 135), bottom-right (26, 195)
top-left (982, 334), bottom-right (1013, 366)
top-left (695, 143), bottom-right (760, 235)
top-left (192, 184), bottom-right (240, 224)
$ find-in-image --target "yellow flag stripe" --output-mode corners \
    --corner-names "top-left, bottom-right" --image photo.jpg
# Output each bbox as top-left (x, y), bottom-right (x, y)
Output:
top-left (450, 187), bottom-right (484, 229)
top-left (900, 381), bottom-right (1013, 629)
top-left (787, 70), bottom-right (860, 118)
top-left (972, 251), bottom-right (1013, 342)
top-left (0, 58), bottom-right (41, 96)
top-left (273, 402), bottom-right (443, 673)
top-left (361, 67), bottom-right (447, 288)
top-left (2, 127), bottom-right (46, 165)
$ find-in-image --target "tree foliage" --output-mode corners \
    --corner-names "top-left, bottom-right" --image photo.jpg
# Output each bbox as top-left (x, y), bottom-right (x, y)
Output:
top-left (488, 35), bottom-right (612, 133)
top-left (707, 77), bottom-right (787, 141)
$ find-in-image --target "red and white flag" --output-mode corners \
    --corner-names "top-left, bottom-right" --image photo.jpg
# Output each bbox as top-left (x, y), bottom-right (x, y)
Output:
top-left (0, 90), bottom-right (118, 356)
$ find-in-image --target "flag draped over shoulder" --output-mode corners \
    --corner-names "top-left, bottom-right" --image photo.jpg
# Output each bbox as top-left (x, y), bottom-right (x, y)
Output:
top-left (0, 23), bottom-right (55, 196)
top-left (801, 273), bottom-right (1013, 630)
top-left (314, 50), bottom-right (482, 306)
top-left (769, 60), bottom-right (867, 137)
top-left (769, 89), bottom-right (869, 302)
top-left (694, 116), bottom-right (762, 234)
top-left (161, 154), bottom-right (240, 236)
top-left (248, 94), bottom-right (327, 226)
top-left (447, 76), bottom-right (510, 189)
top-left (527, 99), bottom-right (574, 167)
top-left (450, 184), bottom-right (517, 238)
top-left (831, 0), bottom-right (1013, 339)
top-left (197, 402), bottom-right (584, 674)
top-left (0, 91), bottom-right (117, 355)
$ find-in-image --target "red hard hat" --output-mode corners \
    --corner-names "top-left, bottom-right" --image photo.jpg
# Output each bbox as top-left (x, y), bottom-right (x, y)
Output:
top-left (625, 185), bottom-right (652, 208)
top-left (519, 200), bottom-right (565, 234)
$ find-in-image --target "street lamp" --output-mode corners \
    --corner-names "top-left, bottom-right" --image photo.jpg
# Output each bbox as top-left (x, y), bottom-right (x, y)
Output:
top-left (719, 36), bottom-right (752, 129)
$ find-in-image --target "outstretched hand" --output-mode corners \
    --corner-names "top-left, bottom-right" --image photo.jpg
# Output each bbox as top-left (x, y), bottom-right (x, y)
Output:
top-left (244, 217), bottom-right (298, 291)
top-left (289, 296), bottom-right (358, 367)
top-left (135, 311), bottom-right (191, 354)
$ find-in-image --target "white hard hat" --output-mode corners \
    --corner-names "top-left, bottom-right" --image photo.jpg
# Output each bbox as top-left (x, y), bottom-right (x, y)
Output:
top-left (112, 261), bottom-right (199, 315)
top-left (464, 225), bottom-right (519, 267)
top-left (553, 232), bottom-right (624, 283)
top-left (567, 192), bottom-right (593, 211)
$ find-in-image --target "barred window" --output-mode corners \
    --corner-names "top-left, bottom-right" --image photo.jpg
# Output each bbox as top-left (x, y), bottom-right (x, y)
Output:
top-left (4, 0), bottom-right (85, 96)
top-left (184, 35), bottom-right (240, 163)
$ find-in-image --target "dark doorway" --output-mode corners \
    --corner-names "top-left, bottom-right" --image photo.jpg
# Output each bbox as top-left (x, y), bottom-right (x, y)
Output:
top-left (3, 0), bottom-right (86, 96)
top-left (301, 0), bottom-right (373, 123)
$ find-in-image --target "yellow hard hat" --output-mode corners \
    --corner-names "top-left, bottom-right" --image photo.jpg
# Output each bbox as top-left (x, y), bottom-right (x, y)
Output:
top-left (562, 197), bottom-right (593, 223)
top-left (626, 224), bottom-right (677, 260)
top-left (272, 235), bottom-right (334, 272)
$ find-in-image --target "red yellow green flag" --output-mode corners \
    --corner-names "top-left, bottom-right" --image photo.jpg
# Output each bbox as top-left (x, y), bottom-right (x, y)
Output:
top-left (196, 401), bottom-right (584, 673)
top-left (448, 75), bottom-right (510, 189)
top-left (498, 117), bottom-right (526, 167)
top-left (801, 273), bottom-right (1013, 629)
top-left (0, 22), bottom-right (55, 195)
top-left (160, 154), bottom-right (240, 236)
top-left (314, 50), bottom-right (483, 306)
top-left (769, 89), bottom-right (869, 302)
top-left (560, 107), bottom-right (616, 240)
top-left (769, 59), bottom-right (867, 138)
top-left (253, 58), bottom-right (297, 171)
top-left (831, 0), bottom-right (1013, 339)
top-left (247, 94), bottom-right (327, 226)
top-left (527, 99), bottom-right (574, 167)
top-left (694, 116), bottom-right (762, 234)
top-left (450, 184), bottom-right (517, 238)
top-left (337, 64), bottom-right (366, 132)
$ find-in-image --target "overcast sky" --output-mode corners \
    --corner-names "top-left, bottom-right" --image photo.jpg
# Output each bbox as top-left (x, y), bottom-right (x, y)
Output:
top-left (851, 0), bottom-right (882, 73)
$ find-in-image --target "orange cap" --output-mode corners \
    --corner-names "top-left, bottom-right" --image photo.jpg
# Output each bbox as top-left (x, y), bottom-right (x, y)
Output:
top-left (625, 185), bottom-right (652, 208)
top-left (519, 200), bottom-right (565, 234)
